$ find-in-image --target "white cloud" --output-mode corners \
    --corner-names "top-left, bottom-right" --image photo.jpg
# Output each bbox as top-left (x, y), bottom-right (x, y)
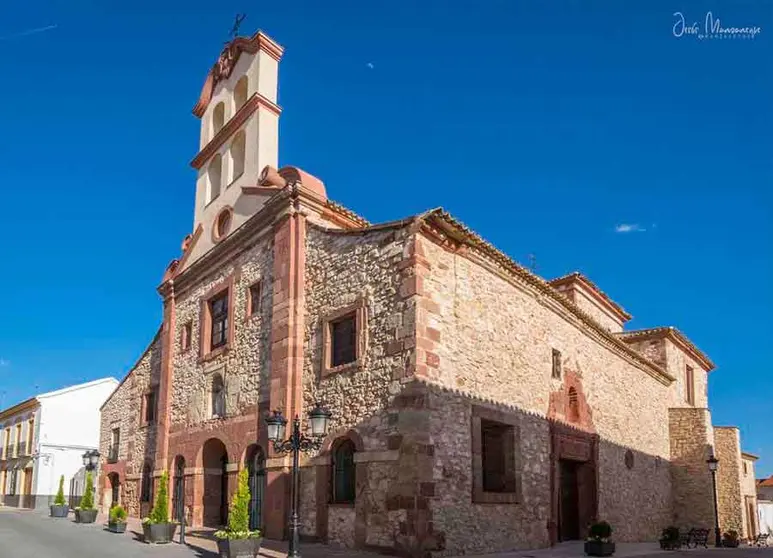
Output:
top-left (0, 24), bottom-right (57, 41)
top-left (366, 62), bottom-right (375, 69)
top-left (614, 223), bottom-right (646, 233)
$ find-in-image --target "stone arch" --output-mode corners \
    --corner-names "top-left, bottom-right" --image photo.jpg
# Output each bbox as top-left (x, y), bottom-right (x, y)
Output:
top-left (200, 438), bottom-right (229, 527)
top-left (319, 427), bottom-right (364, 455)
top-left (234, 75), bottom-right (249, 112)
top-left (212, 101), bottom-right (225, 136)
top-left (547, 370), bottom-right (594, 432)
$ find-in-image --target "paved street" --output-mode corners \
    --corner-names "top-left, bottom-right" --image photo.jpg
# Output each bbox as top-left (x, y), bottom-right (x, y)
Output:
top-left (0, 508), bottom-right (368, 558)
top-left (2, 508), bottom-right (773, 558)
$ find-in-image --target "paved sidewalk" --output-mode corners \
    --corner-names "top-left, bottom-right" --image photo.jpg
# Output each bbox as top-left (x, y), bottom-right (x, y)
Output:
top-left (456, 541), bottom-right (773, 558)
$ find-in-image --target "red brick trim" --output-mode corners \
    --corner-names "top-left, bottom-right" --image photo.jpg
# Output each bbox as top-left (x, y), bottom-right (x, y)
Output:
top-left (193, 32), bottom-right (284, 118)
top-left (211, 206), bottom-right (234, 244)
top-left (190, 93), bottom-right (281, 170)
top-left (320, 299), bottom-right (368, 379)
top-left (244, 279), bottom-right (262, 322)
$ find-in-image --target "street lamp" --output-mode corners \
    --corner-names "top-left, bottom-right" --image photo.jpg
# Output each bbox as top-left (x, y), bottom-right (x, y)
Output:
top-left (266, 402), bottom-right (331, 558)
top-left (707, 454), bottom-right (721, 547)
top-left (82, 450), bottom-right (100, 472)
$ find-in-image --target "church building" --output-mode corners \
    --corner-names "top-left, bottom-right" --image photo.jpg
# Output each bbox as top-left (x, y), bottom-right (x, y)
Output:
top-left (98, 29), bottom-right (759, 556)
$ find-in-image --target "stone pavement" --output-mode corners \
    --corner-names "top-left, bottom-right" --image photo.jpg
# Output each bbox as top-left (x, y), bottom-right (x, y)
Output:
top-left (2, 507), bottom-right (772, 558)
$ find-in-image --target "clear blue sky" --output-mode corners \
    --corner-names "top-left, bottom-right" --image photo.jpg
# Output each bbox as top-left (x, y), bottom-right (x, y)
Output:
top-left (1, 1), bottom-right (770, 474)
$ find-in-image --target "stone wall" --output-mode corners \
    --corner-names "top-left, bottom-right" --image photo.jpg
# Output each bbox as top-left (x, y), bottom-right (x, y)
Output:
top-left (170, 234), bottom-right (273, 428)
top-left (664, 340), bottom-right (709, 409)
top-left (98, 331), bottom-right (162, 517)
top-left (714, 427), bottom-right (744, 536)
top-left (417, 234), bottom-right (672, 551)
top-left (301, 222), bottom-right (415, 548)
top-left (668, 408), bottom-right (716, 537)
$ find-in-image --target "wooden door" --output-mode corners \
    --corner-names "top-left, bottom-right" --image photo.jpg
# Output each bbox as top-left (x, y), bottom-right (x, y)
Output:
top-left (559, 459), bottom-right (580, 541)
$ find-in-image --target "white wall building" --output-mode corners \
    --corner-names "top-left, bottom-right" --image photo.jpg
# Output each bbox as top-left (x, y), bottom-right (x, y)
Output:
top-left (0, 378), bottom-right (118, 509)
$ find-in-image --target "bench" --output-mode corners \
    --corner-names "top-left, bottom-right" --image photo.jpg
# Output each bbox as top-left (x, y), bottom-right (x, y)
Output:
top-left (754, 533), bottom-right (770, 547)
top-left (689, 528), bottom-right (710, 548)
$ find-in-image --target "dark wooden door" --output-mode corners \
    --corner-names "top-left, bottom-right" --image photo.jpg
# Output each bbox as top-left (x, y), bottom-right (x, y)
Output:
top-left (559, 460), bottom-right (580, 541)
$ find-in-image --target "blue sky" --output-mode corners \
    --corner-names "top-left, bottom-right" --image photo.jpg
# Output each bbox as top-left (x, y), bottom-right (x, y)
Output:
top-left (0, 1), bottom-right (770, 474)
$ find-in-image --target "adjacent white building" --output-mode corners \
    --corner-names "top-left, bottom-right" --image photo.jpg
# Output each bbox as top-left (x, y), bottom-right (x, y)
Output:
top-left (0, 378), bottom-right (118, 509)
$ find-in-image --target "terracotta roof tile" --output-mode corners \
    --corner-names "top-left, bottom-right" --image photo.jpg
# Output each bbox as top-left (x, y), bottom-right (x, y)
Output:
top-left (549, 272), bottom-right (632, 322)
top-left (617, 327), bottom-right (715, 372)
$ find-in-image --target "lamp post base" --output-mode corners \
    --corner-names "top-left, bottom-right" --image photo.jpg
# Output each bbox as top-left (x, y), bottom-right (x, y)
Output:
top-left (715, 527), bottom-right (722, 547)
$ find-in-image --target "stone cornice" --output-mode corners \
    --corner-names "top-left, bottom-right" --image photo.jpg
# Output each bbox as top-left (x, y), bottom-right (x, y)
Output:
top-left (549, 272), bottom-right (632, 322)
top-left (617, 327), bottom-right (715, 372)
top-left (190, 92), bottom-right (281, 170)
top-left (418, 209), bottom-right (676, 386)
top-left (0, 398), bottom-right (39, 421)
top-left (193, 31), bottom-right (284, 118)
top-left (158, 184), bottom-right (363, 299)
top-left (99, 327), bottom-right (163, 411)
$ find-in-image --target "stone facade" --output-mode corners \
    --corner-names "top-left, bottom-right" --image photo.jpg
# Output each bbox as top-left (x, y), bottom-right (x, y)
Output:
top-left (668, 408), bottom-right (716, 538)
top-left (741, 454), bottom-right (759, 539)
top-left (715, 427), bottom-right (744, 537)
top-left (96, 29), bottom-right (761, 558)
top-left (99, 331), bottom-right (161, 518)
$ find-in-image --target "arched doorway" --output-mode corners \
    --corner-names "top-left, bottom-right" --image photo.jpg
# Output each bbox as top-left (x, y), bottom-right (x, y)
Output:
top-left (201, 438), bottom-right (229, 527)
top-left (107, 473), bottom-right (120, 508)
top-left (245, 445), bottom-right (266, 531)
top-left (172, 456), bottom-right (186, 525)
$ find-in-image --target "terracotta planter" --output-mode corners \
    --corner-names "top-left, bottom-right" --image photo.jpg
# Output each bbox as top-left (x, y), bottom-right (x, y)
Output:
top-left (75, 509), bottom-right (97, 523)
top-left (50, 504), bottom-right (69, 518)
top-left (216, 537), bottom-right (263, 558)
top-left (585, 541), bottom-right (615, 557)
top-left (108, 521), bottom-right (127, 533)
top-left (142, 522), bottom-right (178, 544)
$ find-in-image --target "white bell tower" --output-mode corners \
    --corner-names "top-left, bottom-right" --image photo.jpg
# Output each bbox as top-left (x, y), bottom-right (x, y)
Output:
top-left (182, 30), bottom-right (283, 270)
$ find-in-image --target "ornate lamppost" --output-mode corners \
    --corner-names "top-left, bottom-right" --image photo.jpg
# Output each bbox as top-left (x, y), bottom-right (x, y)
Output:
top-left (707, 454), bottom-right (721, 547)
top-left (265, 402), bottom-right (331, 558)
top-left (82, 449), bottom-right (100, 472)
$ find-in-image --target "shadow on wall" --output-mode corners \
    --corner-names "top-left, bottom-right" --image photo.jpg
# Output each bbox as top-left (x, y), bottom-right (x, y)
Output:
top-left (291, 379), bottom-right (712, 557)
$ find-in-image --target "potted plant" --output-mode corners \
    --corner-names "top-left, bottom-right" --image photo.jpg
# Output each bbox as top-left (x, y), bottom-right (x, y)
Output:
top-left (75, 471), bottom-right (98, 524)
top-left (585, 521), bottom-right (615, 557)
top-left (215, 468), bottom-right (262, 558)
top-left (50, 475), bottom-right (69, 518)
top-left (142, 471), bottom-right (178, 544)
top-left (108, 504), bottom-right (128, 533)
top-left (659, 526), bottom-right (680, 550)
top-left (722, 530), bottom-right (740, 548)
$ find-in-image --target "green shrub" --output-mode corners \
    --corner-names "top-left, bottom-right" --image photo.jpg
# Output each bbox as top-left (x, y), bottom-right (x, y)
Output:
top-left (214, 468), bottom-right (260, 540)
top-left (109, 505), bottom-right (127, 523)
top-left (588, 521), bottom-right (613, 541)
top-left (148, 471), bottom-right (170, 524)
top-left (54, 475), bottom-right (66, 506)
top-left (80, 472), bottom-right (95, 510)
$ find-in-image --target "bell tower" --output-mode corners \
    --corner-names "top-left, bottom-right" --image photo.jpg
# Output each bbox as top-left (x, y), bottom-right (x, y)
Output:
top-left (182, 30), bottom-right (284, 271)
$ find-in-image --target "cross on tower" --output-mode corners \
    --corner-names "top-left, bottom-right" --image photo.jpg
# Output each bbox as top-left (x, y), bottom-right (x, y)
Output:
top-left (229, 13), bottom-right (247, 40)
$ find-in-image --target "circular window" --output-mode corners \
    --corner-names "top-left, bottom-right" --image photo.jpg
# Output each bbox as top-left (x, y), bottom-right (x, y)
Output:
top-left (213, 207), bottom-right (233, 242)
top-left (625, 449), bottom-right (634, 469)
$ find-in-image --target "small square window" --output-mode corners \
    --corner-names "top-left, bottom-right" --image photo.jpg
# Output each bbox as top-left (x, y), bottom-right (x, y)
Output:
top-left (181, 322), bottom-right (192, 351)
top-left (248, 282), bottom-right (261, 317)
top-left (552, 349), bottom-right (562, 379)
top-left (331, 313), bottom-right (357, 367)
